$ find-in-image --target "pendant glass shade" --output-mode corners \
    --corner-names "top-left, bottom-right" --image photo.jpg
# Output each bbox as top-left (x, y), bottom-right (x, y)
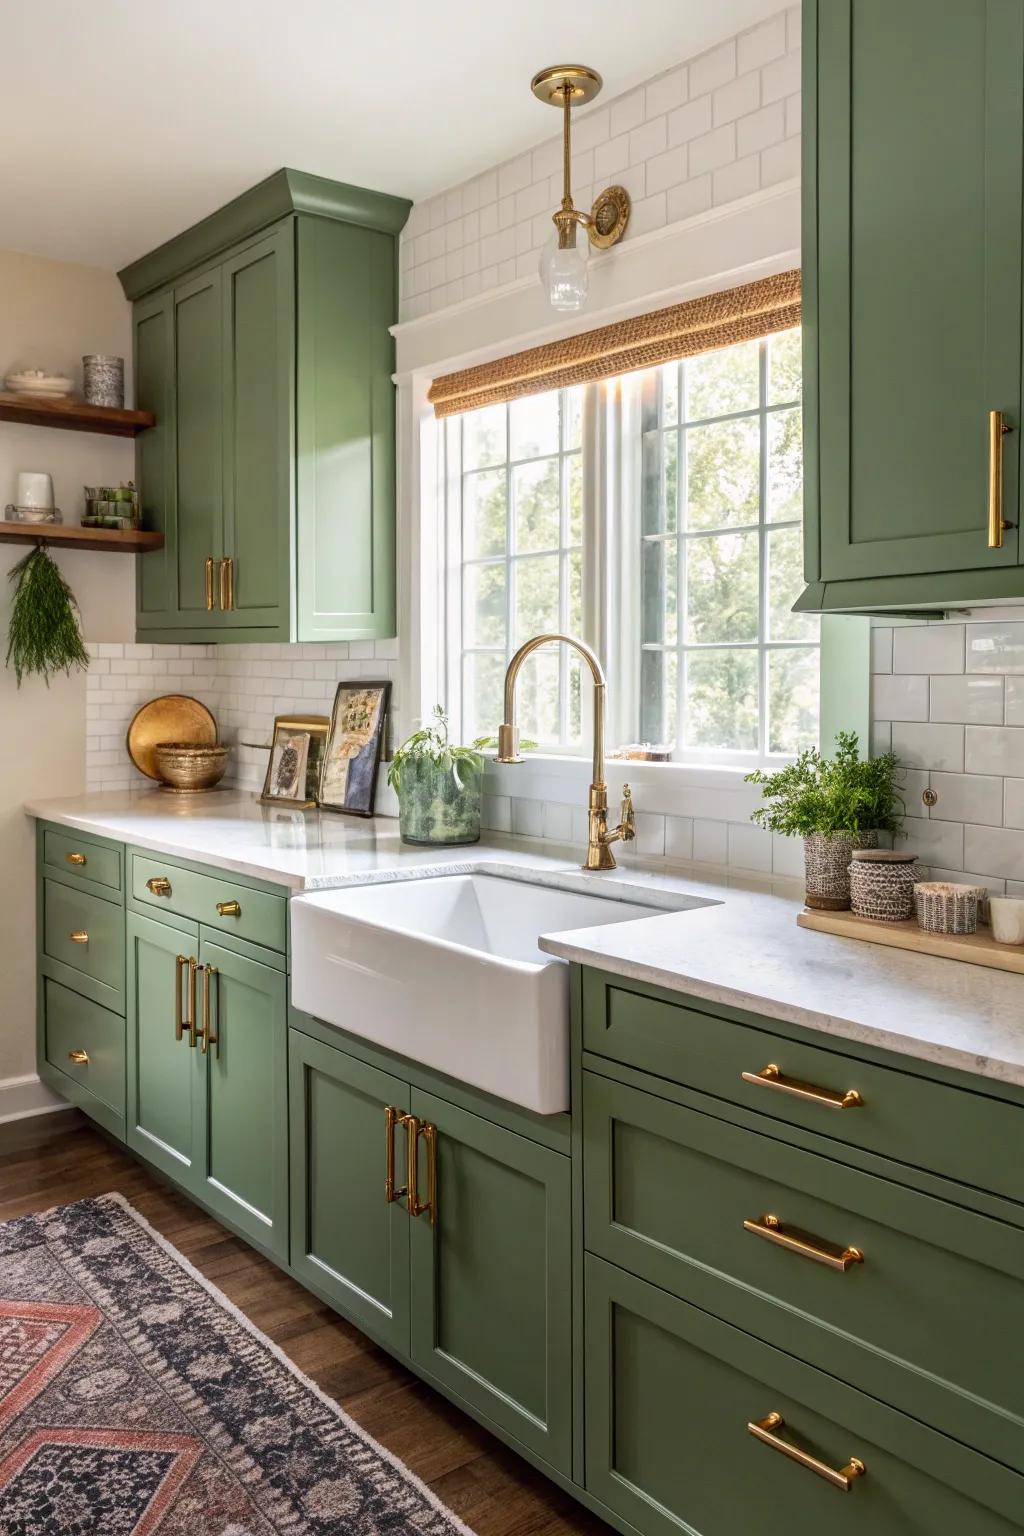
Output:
top-left (540, 223), bottom-right (589, 312)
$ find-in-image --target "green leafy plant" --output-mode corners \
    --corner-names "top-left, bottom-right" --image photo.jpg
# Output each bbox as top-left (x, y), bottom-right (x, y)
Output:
top-left (6, 545), bottom-right (89, 687)
top-left (745, 730), bottom-right (904, 838)
top-left (387, 705), bottom-right (485, 794)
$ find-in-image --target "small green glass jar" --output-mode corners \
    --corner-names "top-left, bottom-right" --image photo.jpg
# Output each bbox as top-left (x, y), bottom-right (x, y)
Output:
top-left (397, 755), bottom-right (482, 846)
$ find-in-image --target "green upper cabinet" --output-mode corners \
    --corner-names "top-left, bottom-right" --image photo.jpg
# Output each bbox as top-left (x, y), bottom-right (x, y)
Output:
top-left (121, 168), bottom-right (410, 643)
top-left (800, 0), bottom-right (1024, 614)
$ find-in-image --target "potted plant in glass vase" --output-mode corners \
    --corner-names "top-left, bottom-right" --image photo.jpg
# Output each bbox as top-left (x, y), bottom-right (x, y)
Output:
top-left (388, 706), bottom-right (486, 846)
top-left (745, 731), bottom-right (904, 910)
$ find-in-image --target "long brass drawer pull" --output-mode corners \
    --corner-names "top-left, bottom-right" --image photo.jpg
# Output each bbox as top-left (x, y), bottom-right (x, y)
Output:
top-left (205, 556), bottom-right (215, 610)
top-left (147, 876), bottom-right (172, 897)
top-left (748, 1412), bottom-right (865, 1491)
top-left (744, 1214), bottom-right (864, 1272)
top-left (385, 1106), bottom-right (407, 1203)
top-left (216, 900), bottom-right (241, 918)
top-left (66, 852), bottom-right (87, 866)
top-left (69, 930), bottom-right (89, 945)
top-left (219, 558), bottom-right (234, 612)
top-left (988, 410), bottom-right (1013, 548)
top-left (187, 957), bottom-right (199, 1049)
top-left (174, 954), bottom-right (188, 1043)
top-left (742, 1063), bottom-right (863, 1111)
top-left (199, 964), bottom-right (219, 1057)
top-left (403, 1116), bottom-right (438, 1225)
top-left (68, 1049), bottom-right (90, 1066)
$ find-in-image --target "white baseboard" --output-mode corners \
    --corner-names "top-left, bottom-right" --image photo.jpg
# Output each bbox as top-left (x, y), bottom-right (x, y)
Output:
top-left (0, 1073), bottom-right (72, 1125)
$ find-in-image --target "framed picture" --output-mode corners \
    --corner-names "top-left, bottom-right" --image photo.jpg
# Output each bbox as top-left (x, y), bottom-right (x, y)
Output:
top-left (260, 715), bottom-right (329, 809)
top-left (319, 681), bottom-right (391, 816)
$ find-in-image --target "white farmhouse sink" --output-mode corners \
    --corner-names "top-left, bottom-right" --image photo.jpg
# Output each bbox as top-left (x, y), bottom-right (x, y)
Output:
top-left (291, 871), bottom-right (681, 1113)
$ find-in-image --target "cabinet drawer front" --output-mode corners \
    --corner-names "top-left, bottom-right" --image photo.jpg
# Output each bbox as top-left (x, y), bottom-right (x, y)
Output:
top-left (43, 880), bottom-right (124, 1006)
top-left (585, 1072), bottom-right (1024, 1466)
top-left (585, 1255), bottom-right (1022, 1536)
top-left (43, 828), bottom-right (121, 893)
top-left (583, 976), bottom-right (1024, 1206)
top-left (44, 978), bottom-right (125, 1115)
top-left (131, 854), bottom-right (286, 951)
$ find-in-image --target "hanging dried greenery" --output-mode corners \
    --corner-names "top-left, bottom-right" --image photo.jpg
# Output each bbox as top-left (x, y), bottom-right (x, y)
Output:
top-left (6, 544), bottom-right (90, 687)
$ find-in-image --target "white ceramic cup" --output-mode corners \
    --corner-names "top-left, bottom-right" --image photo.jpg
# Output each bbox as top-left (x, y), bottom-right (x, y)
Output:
top-left (16, 471), bottom-right (54, 510)
top-left (989, 897), bottom-right (1024, 945)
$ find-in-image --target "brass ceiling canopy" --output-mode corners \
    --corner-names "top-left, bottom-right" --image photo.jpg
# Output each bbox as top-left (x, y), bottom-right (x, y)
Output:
top-left (531, 62), bottom-right (630, 312)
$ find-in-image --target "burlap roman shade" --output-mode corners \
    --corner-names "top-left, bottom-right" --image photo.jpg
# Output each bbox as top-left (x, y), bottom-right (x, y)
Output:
top-left (427, 268), bottom-right (801, 418)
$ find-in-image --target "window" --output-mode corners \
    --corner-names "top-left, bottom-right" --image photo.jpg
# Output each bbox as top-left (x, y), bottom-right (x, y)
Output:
top-left (446, 388), bottom-right (585, 748)
top-left (633, 331), bottom-right (818, 761)
top-left (441, 328), bottom-right (817, 765)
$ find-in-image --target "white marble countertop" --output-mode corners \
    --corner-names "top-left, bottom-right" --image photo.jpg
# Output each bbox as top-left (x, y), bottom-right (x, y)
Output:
top-left (26, 788), bottom-right (1024, 1089)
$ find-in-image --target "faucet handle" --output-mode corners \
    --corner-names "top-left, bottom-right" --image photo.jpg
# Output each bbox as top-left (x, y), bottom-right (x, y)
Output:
top-left (620, 783), bottom-right (636, 841)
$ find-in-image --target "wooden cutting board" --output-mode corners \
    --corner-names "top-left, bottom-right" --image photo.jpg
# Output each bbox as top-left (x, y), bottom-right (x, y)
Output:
top-left (797, 908), bottom-right (1024, 975)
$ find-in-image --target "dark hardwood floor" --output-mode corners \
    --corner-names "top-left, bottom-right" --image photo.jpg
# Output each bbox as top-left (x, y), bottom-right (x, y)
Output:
top-left (0, 1110), bottom-right (609, 1536)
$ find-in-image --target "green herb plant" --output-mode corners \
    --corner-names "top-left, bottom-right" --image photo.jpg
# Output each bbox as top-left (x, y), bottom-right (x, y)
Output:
top-left (387, 705), bottom-right (485, 794)
top-left (745, 730), bottom-right (903, 838)
top-left (6, 545), bottom-right (90, 687)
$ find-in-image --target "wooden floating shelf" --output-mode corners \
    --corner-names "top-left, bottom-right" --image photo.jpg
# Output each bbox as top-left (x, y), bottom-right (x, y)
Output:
top-left (0, 522), bottom-right (163, 554)
top-left (798, 907), bottom-right (1024, 976)
top-left (0, 392), bottom-right (155, 437)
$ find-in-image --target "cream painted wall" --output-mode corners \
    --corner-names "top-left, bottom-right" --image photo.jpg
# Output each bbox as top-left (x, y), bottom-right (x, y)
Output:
top-left (0, 247), bottom-right (134, 1091)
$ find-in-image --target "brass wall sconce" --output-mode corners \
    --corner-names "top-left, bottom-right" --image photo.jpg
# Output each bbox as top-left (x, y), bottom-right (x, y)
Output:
top-left (531, 64), bottom-right (630, 312)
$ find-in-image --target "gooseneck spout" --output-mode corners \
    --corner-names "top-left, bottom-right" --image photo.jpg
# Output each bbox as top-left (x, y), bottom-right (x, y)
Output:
top-left (496, 632), bottom-right (635, 871)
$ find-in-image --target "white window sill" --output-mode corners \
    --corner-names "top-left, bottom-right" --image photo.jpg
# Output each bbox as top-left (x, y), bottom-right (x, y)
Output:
top-left (482, 752), bottom-right (766, 821)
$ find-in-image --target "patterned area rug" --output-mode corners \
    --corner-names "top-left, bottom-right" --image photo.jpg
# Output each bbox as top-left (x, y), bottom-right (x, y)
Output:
top-left (0, 1193), bottom-right (475, 1535)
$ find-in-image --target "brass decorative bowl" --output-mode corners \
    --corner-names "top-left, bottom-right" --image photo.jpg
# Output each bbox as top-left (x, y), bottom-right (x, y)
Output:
top-left (153, 742), bottom-right (229, 793)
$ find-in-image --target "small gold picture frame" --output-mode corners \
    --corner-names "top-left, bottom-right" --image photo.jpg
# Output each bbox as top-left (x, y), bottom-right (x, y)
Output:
top-left (260, 715), bottom-right (329, 809)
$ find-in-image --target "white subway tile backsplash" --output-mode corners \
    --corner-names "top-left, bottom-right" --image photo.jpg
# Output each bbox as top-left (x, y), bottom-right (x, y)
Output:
top-left (928, 674), bottom-right (1003, 725)
top-left (689, 39), bottom-right (737, 98)
top-left (738, 13), bottom-right (788, 73)
top-left (892, 623), bottom-right (965, 675)
top-left (870, 626), bottom-right (893, 675)
top-left (693, 819), bottom-right (728, 866)
top-left (668, 96), bottom-right (714, 146)
top-left (689, 122), bottom-right (737, 176)
top-left (926, 772), bottom-right (1003, 828)
top-left (899, 815), bottom-right (964, 870)
top-left (891, 722), bottom-right (964, 773)
top-left (871, 673), bottom-right (927, 722)
top-left (965, 725), bottom-right (1024, 777)
top-left (665, 815), bottom-right (694, 862)
top-left (644, 66), bottom-right (688, 119)
top-left (1005, 677), bottom-right (1024, 725)
top-left (1003, 778), bottom-right (1024, 830)
top-left (967, 622), bottom-right (1024, 673)
top-left (963, 824), bottom-right (1024, 882)
top-left (727, 820), bottom-right (772, 872)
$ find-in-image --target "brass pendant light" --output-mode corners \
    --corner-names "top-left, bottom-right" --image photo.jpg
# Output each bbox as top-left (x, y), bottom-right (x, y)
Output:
top-left (531, 65), bottom-right (631, 312)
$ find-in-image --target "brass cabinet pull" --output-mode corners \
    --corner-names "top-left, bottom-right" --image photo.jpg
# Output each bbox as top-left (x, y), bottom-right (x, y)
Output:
top-left (988, 410), bottom-right (1013, 548)
top-left (215, 900), bottom-right (241, 918)
top-left (744, 1214), bottom-right (864, 1272)
top-left (748, 1412), bottom-right (866, 1491)
top-left (187, 956), bottom-right (199, 1048)
top-left (406, 1118), bottom-right (438, 1225)
top-left (198, 965), bottom-right (219, 1057)
top-left (147, 876), bottom-right (172, 897)
top-left (174, 954), bottom-right (188, 1042)
top-left (69, 930), bottom-right (89, 945)
top-left (218, 558), bottom-right (234, 612)
top-left (66, 852), bottom-right (87, 866)
top-left (385, 1106), bottom-right (408, 1203)
top-left (741, 1063), bottom-right (863, 1111)
top-left (205, 556), bottom-right (215, 610)
top-left (67, 1049), bottom-right (89, 1065)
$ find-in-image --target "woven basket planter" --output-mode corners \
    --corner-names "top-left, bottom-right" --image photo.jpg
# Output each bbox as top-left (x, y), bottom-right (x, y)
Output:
top-left (849, 850), bottom-right (920, 922)
top-left (803, 831), bottom-right (879, 911)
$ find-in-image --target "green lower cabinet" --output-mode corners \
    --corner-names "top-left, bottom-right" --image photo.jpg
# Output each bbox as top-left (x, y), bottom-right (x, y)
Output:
top-left (585, 1255), bottom-right (1023, 1536)
top-left (409, 1089), bottom-right (572, 1476)
top-left (196, 938), bottom-right (288, 1259)
top-left (127, 911), bottom-right (200, 1186)
top-left (288, 1030), bottom-right (411, 1353)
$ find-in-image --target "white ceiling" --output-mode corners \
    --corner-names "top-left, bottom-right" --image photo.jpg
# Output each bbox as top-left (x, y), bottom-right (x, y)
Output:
top-left (1, 0), bottom-right (781, 273)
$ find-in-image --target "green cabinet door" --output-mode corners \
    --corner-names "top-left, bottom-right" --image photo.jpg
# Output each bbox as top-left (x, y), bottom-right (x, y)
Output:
top-left (173, 265), bottom-right (225, 623)
top-left (408, 1089), bottom-right (572, 1474)
top-left (288, 1030), bottom-right (411, 1354)
top-left (806, 0), bottom-right (1024, 593)
top-left (197, 938), bottom-right (288, 1259)
top-left (295, 214), bottom-right (396, 641)
top-left (126, 911), bottom-right (202, 1191)
top-left (221, 226), bottom-right (294, 635)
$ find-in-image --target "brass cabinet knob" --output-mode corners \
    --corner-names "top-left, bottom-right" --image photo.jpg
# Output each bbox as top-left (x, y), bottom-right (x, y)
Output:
top-left (66, 852), bottom-right (87, 866)
top-left (68, 1049), bottom-right (89, 1065)
top-left (216, 899), bottom-right (241, 918)
top-left (69, 930), bottom-right (89, 945)
top-left (146, 876), bottom-right (172, 896)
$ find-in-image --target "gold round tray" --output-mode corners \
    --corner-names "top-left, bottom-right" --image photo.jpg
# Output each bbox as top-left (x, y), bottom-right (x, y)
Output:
top-left (126, 695), bottom-right (218, 781)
